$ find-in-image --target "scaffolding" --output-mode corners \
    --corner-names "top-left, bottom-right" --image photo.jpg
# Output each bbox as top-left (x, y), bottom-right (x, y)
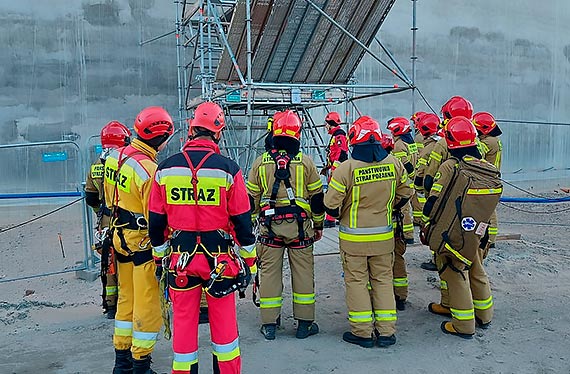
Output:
top-left (173, 0), bottom-right (415, 171)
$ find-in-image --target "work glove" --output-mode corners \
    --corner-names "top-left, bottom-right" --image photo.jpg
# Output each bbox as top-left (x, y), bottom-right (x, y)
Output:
top-left (314, 229), bottom-right (323, 242)
top-left (319, 167), bottom-right (329, 176)
top-left (419, 224), bottom-right (429, 246)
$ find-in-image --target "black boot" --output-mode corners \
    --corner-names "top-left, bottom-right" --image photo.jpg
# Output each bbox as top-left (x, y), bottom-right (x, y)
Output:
top-left (296, 320), bottom-right (319, 339)
top-left (106, 305), bottom-right (117, 319)
top-left (112, 349), bottom-right (133, 374)
top-left (132, 355), bottom-right (157, 374)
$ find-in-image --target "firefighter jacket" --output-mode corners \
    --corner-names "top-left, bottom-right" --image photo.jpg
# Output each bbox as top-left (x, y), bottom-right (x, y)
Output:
top-left (423, 155), bottom-right (502, 267)
top-left (479, 135), bottom-right (502, 170)
top-left (103, 139), bottom-right (157, 256)
top-left (85, 158), bottom-right (113, 227)
top-left (392, 136), bottom-right (418, 179)
top-left (324, 155), bottom-right (412, 256)
top-left (247, 151), bottom-right (325, 228)
top-left (423, 137), bottom-right (449, 195)
top-left (326, 126), bottom-right (349, 170)
top-left (413, 135), bottom-right (440, 194)
top-left (148, 139), bottom-right (256, 267)
top-left (414, 132), bottom-right (425, 151)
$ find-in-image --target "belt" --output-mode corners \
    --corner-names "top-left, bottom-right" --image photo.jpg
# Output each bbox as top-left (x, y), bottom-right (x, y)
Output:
top-left (115, 207), bottom-right (147, 230)
top-left (339, 224), bottom-right (393, 235)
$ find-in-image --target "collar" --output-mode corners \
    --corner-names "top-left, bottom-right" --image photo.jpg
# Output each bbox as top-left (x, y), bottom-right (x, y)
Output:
top-left (183, 138), bottom-right (221, 154)
top-left (131, 139), bottom-right (158, 161)
top-left (328, 125), bottom-right (341, 135)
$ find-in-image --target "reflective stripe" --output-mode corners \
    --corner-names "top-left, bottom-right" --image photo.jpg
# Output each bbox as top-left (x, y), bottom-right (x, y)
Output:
top-left (416, 142), bottom-right (424, 149)
top-left (348, 311), bottom-right (373, 323)
top-left (417, 158), bottom-right (428, 166)
top-left (431, 183), bottom-right (443, 193)
top-left (132, 331), bottom-right (159, 349)
top-left (339, 230), bottom-right (394, 243)
top-left (393, 277), bottom-right (408, 287)
top-left (246, 181), bottom-right (261, 192)
top-left (366, 281), bottom-right (372, 291)
top-left (307, 179), bottom-right (323, 191)
top-left (329, 178), bottom-right (346, 193)
top-left (260, 197), bottom-right (312, 213)
top-left (429, 151), bottom-right (442, 162)
top-left (114, 320), bottom-right (133, 337)
top-left (488, 227), bottom-right (498, 235)
top-left (444, 243), bottom-right (472, 267)
top-left (339, 224), bottom-right (392, 235)
top-left (259, 165), bottom-right (267, 191)
top-left (412, 211), bottom-right (423, 217)
top-left (106, 286), bottom-right (118, 296)
top-left (386, 180), bottom-right (396, 224)
top-left (259, 297), bottom-right (283, 309)
top-left (293, 292), bottom-right (315, 305)
top-left (312, 213), bottom-right (325, 222)
top-left (473, 296), bottom-right (494, 310)
top-left (450, 308), bottom-right (475, 321)
top-left (393, 151), bottom-right (407, 159)
top-left (173, 351), bottom-right (198, 371)
top-left (467, 188), bottom-right (503, 195)
top-left (417, 196), bottom-right (426, 203)
top-left (422, 214), bottom-right (430, 223)
top-left (212, 337), bottom-right (240, 362)
top-left (349, 186), bottom-right (360, 228)
top-left (332, 160), bottom-right (341, 168)
top-left (158, 167), bottom-right (234, 186)
top-left (296, 164), bottom-right (304, 199)
top-left (374, 309), bottom-right (397, 322)
top-left (403, 223), bottom-right (414, 233)
top-left (440, 280), bottom-right (448, 290)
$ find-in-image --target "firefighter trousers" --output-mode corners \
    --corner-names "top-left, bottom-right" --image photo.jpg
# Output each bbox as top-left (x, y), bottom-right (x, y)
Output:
top-left (114, 259), bottom-right (162, 360)
top-left (438, 248), bottom-right (494, 335)
top-left (411, 190), bottom-right (425, 226)
top-left (401, 201), bottom-right (414, 240)
top-left (170, 287), bottom-right (240, 374)
top-left (489, 210), bottom-right (498, 245)
top-left (341, 251), bottom-right (396, 338)
top-left (258, 243), bottom-right (315, 324)
top-left (105, 272), bottom-right (118, 308)
top-left (392, 239), bottom-right (408, 301)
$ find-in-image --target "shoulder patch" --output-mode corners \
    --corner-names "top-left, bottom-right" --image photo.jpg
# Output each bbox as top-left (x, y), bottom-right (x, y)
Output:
top-left (461, 217), bottom-right (477, 231)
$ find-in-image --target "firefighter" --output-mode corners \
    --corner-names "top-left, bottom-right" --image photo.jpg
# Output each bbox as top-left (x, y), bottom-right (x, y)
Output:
top-left (473, 112), bottom-right (503, 248)
top-left (320, 111), bottom-right (349, 228)
top-left (85, 121), bottom-right (131, 319)
top-left (411, 111), bottom-right (427, 153)
top-left (387, 117), bottom-right (417, 243)
top-left (412, 113), bottom-right (442, 271)
top-left (422, 116), bottom-right (501, 339)
top-left (148, 102), bottom-right (255, 374)
top-left (104, 106), bottom-right (174, 374)
top-left (247, 109), bottom-right (325, 341)
top-left (324, 116), bottom-right (412, 348)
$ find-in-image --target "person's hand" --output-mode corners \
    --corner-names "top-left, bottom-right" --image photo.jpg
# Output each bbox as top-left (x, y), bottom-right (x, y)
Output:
top-left (420, 225), bottom-right (429, 245)
top-left (155, 265), bottom-right (163, 282)
top-left (314, 229), bottom-right (323, 242)
top-left (320, 167), bottom-right (329, 176)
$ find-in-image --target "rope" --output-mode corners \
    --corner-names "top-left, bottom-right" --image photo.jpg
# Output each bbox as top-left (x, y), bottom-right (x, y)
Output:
top-left (0, 197), bottom-right (85, 235)
top-left (499, 201), bottom-right (570, 215)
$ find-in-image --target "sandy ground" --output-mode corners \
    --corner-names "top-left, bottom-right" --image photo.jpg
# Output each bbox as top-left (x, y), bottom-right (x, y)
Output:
top-left (1, 201), bottom-right (570, 374)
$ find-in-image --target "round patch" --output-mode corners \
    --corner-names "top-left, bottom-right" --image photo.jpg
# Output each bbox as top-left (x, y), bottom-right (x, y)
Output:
top-left (461, 217), bottom-right (477, 231)
top-left (175, 275), bottom-right (189, 288)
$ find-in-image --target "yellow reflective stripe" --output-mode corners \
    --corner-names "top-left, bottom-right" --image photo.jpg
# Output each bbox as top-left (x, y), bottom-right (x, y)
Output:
top-left (349, 186), bottom-right (360, 228)
top-left (173, 352), bottom-right (198, 370)
top-left (422, 214), bottom-right (430, 223)
top-left (495, 148), bottom-right (502, 169)
top-left (440, 280), bottom-right (447, 290)
top-left (431, 183), bottom-right (443, 193)
top-left (312, 213), bottom-right (325, 222)
top-left (374, 309), bottom-right (397, 321)
top-left (429, 151), bottom-right (442, 162)
top-left (348, 311), bottom-right (373, 322)
top-left (467, 188), bottom-right (503, 195)
top-left (450, 308), bottom-right (475, 321)
top-left (366, 281), bottom-right (372, 291)
top-left (401, 173), bottom-right (407, 183)
top-left (212, 338), bottom-right (240, 362)
top-left (417, 196), bottom-right (427, 203)
top-left (488, 227), bottom-right (498, 235)
top-left (416, 142), bottom-right (424, 149)
top-left (329, 178), bottom-right (346, 193)
top-left (339, 230), bottom-right (394, 243)
top-left (473, 296), bottom-right (494, 310)
top-left (132, 331), bottom-right (158, 349)
top-left (296, 164), bottom-right (304, 199)
top-left (114, 320), bottom-right (132, 337)
top-left (412, 211), bottom-right (423, 217)
top-left (417, 158), bottom-right (428, 166)
top-left (393, 277), bottom-right (408, 287)
top-left (307, 179), bottom-right (323, 191)
top-left (260, 297), bottom-right (283, 309)
top-left (259, 165), bottom-right (267, 192)
top-left (444, 243), bottom-right (472, 267)
top-left (106, 286), bottom-right (118, 296)
top-left (332, 160), bottom-right (341, 168)
top-left (387, 180), bottom-right (396, 225)
top-left (293, 292), bottom-right (316, 305)
top-left (246, 181), bottom-right (261, 193)
top-left (403, 223), bottom-right (414, 233)
top-left (393, 151), bottom-right (407, 159)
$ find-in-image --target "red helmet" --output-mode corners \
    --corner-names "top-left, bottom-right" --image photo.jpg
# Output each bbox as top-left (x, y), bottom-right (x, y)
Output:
top-left (381, 133), bottom-right (394, 152)
top-left (410, 111), bottom-right (427, 126)
top-left (348, 116), bottom-right (382, 146)
top-left (272, 110), bottom-right (302, 140)
top-left (134, 106), bottom-right (174, 140)
top-left (189, 102), bottom-right (226, 135)
top-left (441, 96), bottom-right (473, 122)
top-left (325, 111), bottom-right (342, 126)
top-left (100, 121), bottom-right (131, 149)
top-left (386, 117), bottom-right (412, 136)
top-left (472, 112), bottom-right (497, 135)
top-left (417, 114), bottom-right (440, 137)
top-left (445, 116), bottom-right (477, 149)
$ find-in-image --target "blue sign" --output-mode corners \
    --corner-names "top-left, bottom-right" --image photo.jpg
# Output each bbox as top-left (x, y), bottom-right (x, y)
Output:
top-left (42, 151), bottom-right (68, 163)
top-left (226, 89), bottom-right (241, 103)
top-left (94, 144), bottom-right (103, 154)
top-left (312, 90), bottom-right (326, 100)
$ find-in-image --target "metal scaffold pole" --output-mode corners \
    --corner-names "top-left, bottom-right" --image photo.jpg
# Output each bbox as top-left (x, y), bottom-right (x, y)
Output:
top-left (411, 0), bottom-right (418, 114)
top-left (175, 0), bottom-right (187, 143)
top-left (245, 0), bottom-right (253, 168)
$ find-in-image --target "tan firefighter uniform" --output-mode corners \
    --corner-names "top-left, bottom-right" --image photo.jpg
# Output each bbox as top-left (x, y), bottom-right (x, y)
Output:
top-left (324, 155), bottom-right (412, 339)
top-left (392, 137), bottom-right (417, 239)
top-left (85, 159), bottom-right (118, 312)
top-left (480, 135), bottom-right (503, 245)
top-left (247, 151), bottom-right (325, 325)
top-left (414, 132), bottom-right (425, 152)
top-left (425, 156), bottom-right (501, 335)
top-left (103, 139), bottom-right (162, 360)
top-left (392, 216), bottom-right (408, 302)
top-left (411, 132), bottom-right (426, 225)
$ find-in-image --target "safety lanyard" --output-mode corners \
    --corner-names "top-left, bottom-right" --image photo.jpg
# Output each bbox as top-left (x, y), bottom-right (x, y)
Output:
top-left (268, 150), bottom-right (296, 209)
